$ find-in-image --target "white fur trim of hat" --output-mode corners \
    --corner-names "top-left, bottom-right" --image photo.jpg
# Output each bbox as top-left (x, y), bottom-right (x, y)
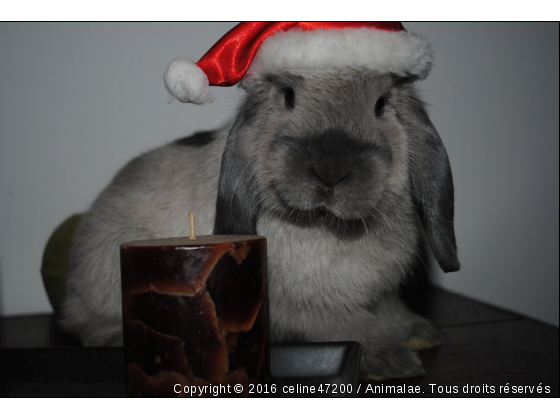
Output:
top-left (164, 22), bottom-right (433, 105)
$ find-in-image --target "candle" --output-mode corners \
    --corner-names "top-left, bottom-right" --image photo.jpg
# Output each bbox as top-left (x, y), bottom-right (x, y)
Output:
top-left (120, 228), bottom-right (268, 397)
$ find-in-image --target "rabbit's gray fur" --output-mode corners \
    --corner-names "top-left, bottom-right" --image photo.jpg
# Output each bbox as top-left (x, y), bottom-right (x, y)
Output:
top-left (62, 68), bottom-right (459, 379)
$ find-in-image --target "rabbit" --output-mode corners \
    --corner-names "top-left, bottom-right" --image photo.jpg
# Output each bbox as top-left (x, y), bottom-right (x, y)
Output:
top-left (61, 65), bottom-right (459, 379)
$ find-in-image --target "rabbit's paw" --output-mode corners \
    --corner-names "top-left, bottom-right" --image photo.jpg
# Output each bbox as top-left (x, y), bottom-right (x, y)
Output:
top-left (403, 319), bottom-right (442, 351)
top-left (363, 345), bottom-right (425, 380)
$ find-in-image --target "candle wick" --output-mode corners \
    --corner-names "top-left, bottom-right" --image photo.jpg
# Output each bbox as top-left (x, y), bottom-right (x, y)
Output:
top-left (189, 212), bottom-right (196, 240)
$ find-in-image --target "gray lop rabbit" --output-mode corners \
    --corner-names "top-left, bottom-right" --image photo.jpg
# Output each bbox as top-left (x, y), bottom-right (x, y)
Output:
top-left (61, 22), bottom-right (459, 379)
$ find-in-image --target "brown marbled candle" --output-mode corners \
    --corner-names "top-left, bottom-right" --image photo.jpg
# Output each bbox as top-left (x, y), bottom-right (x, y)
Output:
top-left (120, 235), bottom-right (268, 397)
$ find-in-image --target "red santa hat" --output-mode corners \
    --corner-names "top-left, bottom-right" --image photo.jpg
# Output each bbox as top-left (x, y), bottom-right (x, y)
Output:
top-left (164, 22), bottom-right (433, 105)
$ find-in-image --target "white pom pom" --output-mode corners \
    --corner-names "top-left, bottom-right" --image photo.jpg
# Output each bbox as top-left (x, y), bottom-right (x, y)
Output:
top-left (163, 58), bottom-right (213, 104)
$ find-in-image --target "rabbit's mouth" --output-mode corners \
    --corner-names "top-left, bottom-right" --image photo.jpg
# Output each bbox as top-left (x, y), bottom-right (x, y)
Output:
top-left (273, 193), bottom-right (380, 222)
top-left (267, 203), bottom-right (384, 239)
top-left (269, 168), bottom-right (386, 222)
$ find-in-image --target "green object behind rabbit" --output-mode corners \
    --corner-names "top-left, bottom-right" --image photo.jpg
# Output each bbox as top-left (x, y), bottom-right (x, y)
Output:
top-left (41, 214), bottom-right (83, 314)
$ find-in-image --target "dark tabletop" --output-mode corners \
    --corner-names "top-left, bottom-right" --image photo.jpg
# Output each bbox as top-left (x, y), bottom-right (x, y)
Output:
top-left (1, 287), bottom-right (557, 398)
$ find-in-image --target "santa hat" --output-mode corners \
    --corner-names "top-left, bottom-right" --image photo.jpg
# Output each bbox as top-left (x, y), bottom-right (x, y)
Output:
top-left (164, 22), bottom-right (433, 105)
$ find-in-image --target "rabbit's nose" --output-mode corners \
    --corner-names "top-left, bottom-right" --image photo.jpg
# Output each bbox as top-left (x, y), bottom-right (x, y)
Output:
top-left (311, 166), bottom-right (351, 197)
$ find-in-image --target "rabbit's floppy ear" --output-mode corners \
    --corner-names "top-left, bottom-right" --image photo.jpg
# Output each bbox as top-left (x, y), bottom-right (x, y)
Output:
top-left (400, 91), bottom-right (460, 273)
top-left (213, 116), bottom-right (260, 235)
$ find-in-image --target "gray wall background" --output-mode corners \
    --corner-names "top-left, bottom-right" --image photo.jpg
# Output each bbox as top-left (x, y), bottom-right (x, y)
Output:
top-left (0, 22), bottom-right (558, 326)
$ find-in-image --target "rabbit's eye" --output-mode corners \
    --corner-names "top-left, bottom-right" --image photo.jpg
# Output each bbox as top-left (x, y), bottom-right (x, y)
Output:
top-left (284, 88), bottom-right (295, 108)
top-left (375, 96), bottom-right (385, 117)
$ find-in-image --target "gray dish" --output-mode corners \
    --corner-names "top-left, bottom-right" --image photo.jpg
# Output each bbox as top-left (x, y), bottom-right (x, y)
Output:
top-left (270, 341), bottom-right (361, 397)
